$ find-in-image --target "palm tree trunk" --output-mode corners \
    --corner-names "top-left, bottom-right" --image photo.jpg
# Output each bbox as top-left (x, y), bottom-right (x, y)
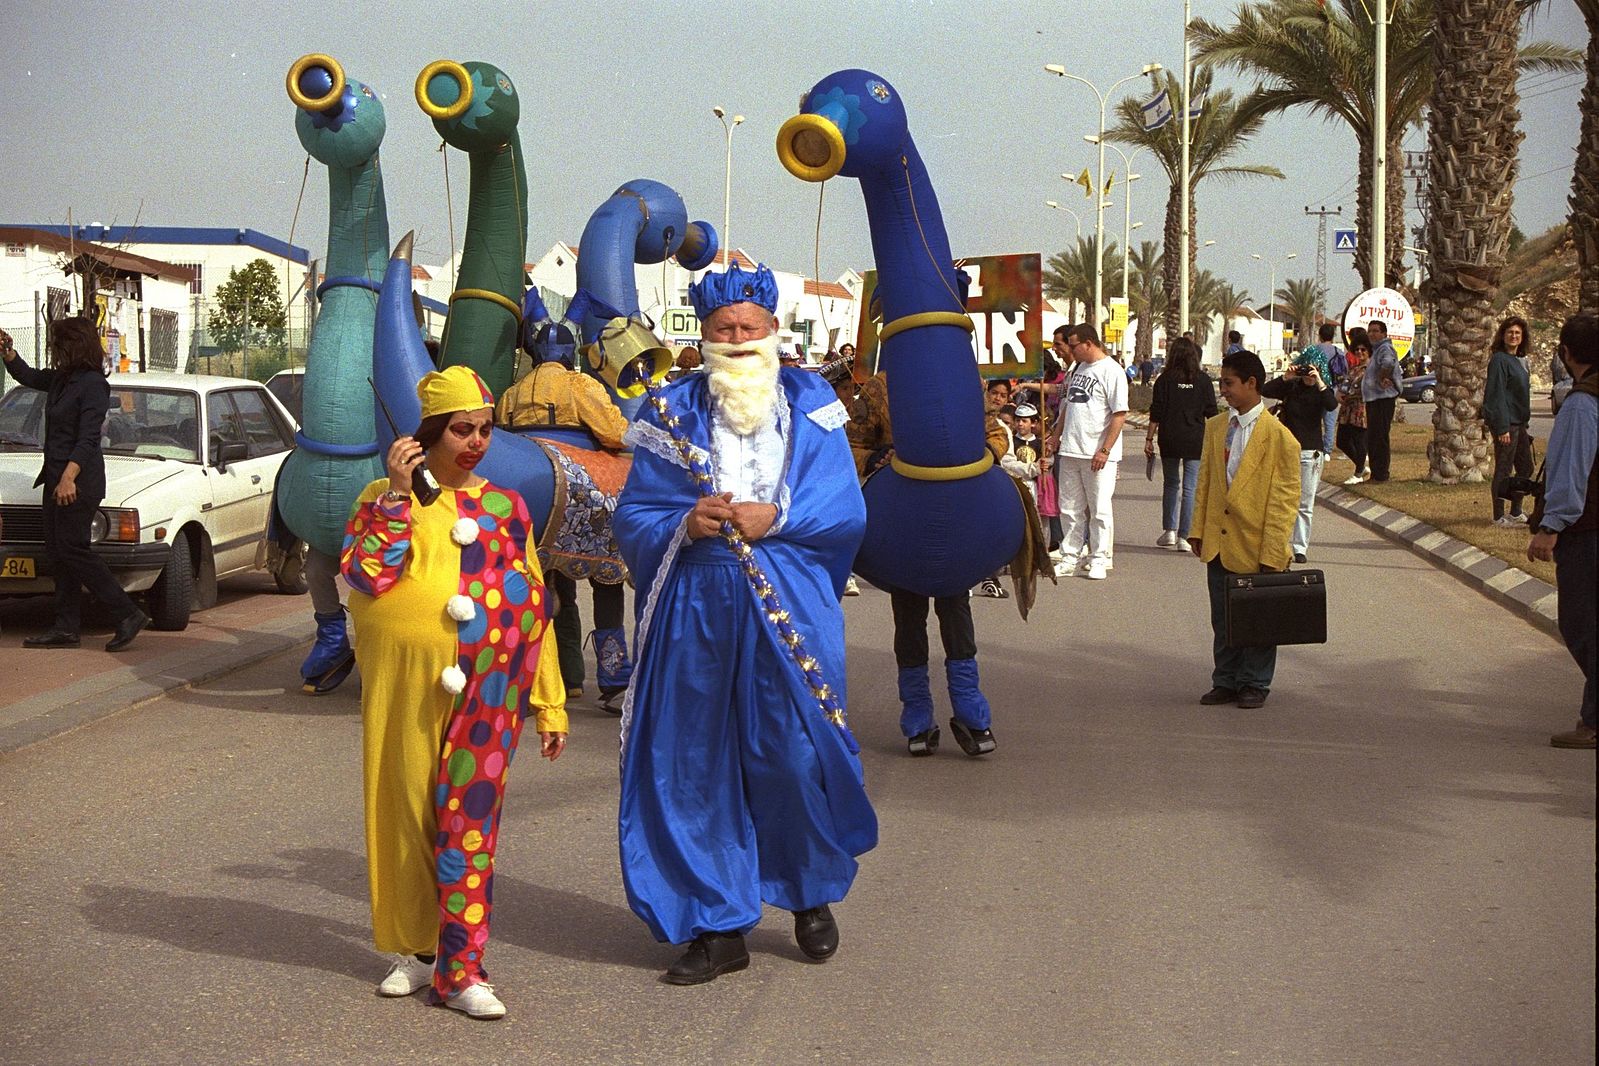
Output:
top-left (1161, 188), bottom-right (1182, 339)
top-left (1573, 5), bottom-right (1599, 312)
top-left (1386, 126), bottom-right (1409, 287)
top-left (1426, 0), bottom-right (1523, 483)
top-left (1354, 133), bottom-right (1374, 286)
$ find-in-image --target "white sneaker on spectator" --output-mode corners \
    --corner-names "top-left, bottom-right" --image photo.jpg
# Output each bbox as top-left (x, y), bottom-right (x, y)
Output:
top-left (1156, 530), bottom-right (1177, 547)
top-left (1493, 515), bottom-right (1520, 528)
top-left (1507, 512), bottom-right (1528, 525)
top-left (1052, 559), bottom-right (1076, 578)
top-left (377, 955), bottom-right (433, 997)
top-left (1342, 474), bottom-right (1364, 485)
top-left (1085, 562), bottom-right (1109, 580)
top-left (445, 982), bottom-right (507, 1020)
top-left (843, 576), bottom-right (860, 596)
top-left (1176, 537), bottom-right (1192, 553)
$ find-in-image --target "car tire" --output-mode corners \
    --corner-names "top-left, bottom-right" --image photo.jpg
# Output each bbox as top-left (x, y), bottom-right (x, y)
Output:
top-left (274, 540), bottom-right (309, 595)
top-left (148, 532), bottom-right (195, 632)
top-left (1420, 386), bottom-right (1435, 404)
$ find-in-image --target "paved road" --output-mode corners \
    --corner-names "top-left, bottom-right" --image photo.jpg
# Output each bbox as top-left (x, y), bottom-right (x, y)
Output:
top-left (2, 430), bottom-right (1593, 1065)
top-left (1401, 398), bottom-right (1557, 443)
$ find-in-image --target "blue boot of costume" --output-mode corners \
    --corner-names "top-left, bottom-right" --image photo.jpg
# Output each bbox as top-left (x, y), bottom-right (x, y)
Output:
top-left (592, 627), bottom-right (633, 716)
top-left (301, 608), bottom-right (355, 695)
top-left (945, 658), bottom-right (995, 756)
top-left (898, 665), bottom-right (939, 756)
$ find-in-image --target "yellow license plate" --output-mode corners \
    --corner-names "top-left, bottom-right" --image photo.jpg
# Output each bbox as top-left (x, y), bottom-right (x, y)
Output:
top-left (1, 557), bottom-right (35, 578)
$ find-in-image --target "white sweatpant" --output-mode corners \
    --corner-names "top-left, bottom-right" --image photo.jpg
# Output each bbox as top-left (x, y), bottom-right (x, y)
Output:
top-left (1058, 455), bottom-right (1118, 565)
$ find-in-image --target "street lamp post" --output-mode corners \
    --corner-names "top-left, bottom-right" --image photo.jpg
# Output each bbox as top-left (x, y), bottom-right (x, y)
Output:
top-left (1251, 252), bottom-right (1297, 358)
top-left (712, 106), bottom-right (744, 263)
top-left (1044, 61), bottom-right (1161, 339)
top-left (1087, 139), bottom-right (1143, 303)
top-left (1045, 199), bottom-right (1085, 321)
top-left (1180, 0), bottom-right (1193, 335)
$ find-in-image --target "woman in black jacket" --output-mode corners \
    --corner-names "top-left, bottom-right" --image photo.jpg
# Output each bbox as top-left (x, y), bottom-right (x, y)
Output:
top-left (1, 320), bottom-right (147, 650)
top-left (1144, 337), bottom-right (1218, 551)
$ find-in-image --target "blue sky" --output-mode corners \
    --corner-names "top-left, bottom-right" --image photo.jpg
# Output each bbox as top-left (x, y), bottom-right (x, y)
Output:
top-left (0, 0), bottom-right (1585, 315)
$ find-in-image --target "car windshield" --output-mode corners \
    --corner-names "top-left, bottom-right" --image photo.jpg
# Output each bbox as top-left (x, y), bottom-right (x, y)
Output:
top-left (0, 387), bottom-right (44, 447)
top-left (105, 387), bottom-right (200, 461)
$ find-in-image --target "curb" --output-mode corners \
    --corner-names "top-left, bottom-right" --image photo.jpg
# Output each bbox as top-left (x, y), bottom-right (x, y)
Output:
top-left (0, 613), bottom-right (316, 756)
top-left (1315, 483), bottom-right (1560, 639)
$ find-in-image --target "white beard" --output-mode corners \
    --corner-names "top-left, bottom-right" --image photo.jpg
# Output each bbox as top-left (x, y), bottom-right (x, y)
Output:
top-left (701, 334), bottom-right (781, 436)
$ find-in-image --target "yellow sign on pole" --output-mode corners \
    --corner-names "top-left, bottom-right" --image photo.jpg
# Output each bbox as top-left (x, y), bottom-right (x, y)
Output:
top-left (1108, 297), bottom-right (1129, 332)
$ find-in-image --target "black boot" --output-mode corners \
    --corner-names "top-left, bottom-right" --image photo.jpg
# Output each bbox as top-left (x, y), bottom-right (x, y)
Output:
top-left (948, 717), bottom-right (996, 757)
top-left (661, 932), bottom-right (749, 985)
top-left (793, 906), bottom-right (838, 961)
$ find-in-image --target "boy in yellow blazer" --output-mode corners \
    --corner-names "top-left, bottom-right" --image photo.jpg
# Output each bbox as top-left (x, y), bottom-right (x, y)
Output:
top-left (1188, 351), bottom-right (1302, 708)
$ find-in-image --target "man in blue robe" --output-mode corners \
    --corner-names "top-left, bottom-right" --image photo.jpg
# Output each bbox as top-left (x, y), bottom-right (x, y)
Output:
top-left (614, 262), bottom-right (877, 985)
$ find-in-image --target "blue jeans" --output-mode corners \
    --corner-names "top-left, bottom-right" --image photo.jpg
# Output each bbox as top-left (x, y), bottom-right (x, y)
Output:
top-left (1322, 406), bottom-right (1338, 453)
top-left (1292, 450), bottom-right (1326, 556)
top-left (1161, 456), bottom-right (1200, 537)
top-left (1207, 559), bottom-right (1277, 693)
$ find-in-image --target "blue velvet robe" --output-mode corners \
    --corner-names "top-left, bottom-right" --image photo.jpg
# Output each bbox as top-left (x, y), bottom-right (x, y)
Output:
top-left (613, 368), bottom-right (877, 944)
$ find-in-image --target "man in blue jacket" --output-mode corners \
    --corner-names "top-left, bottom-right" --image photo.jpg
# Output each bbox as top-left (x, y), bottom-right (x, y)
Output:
top-left (1528, 313), bottom-right (1597, 750)
top-left (1361, 320), bottom-right (1404, 482)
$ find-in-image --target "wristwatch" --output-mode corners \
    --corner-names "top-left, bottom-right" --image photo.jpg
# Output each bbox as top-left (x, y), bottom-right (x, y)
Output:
top-left (380, 489), bottom-right (409, 505)
top-left (1535, 525), bottom-right (1559, 536)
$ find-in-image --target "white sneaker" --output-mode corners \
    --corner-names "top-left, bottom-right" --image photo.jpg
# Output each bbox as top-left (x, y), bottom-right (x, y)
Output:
top-left (1052, 560), bottom-right (1075, 578)
top-left (1085, 562), bottom-right (1109, 580)
top-left (445, 982), bottom-right (507, 1020)
top-left (1176, 537), bottom-right (1192, 553)
top-left (1048, 547), bottom-right (1066, 562)
top-left (1506, 513), bottom-right (1528, 525)
top-left (377, 955), bottom-right (434, 997)
top-left (843, 576), bottom-right (860, 596)
top-left (1493, 515), bottom-right (1520, 528)
top-left (1156, 530), bottom-right (1177, 547)
top-left (1342, 474), bottom-right (1364, 485)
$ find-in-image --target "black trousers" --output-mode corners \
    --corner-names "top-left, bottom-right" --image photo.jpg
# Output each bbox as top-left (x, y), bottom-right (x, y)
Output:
top-left (1336, 423), bottom-right (1367, 475)
top-left (1490, 423), bottom-right (1533, 519)
top-left (42, 493), bottom-right (138, 634)
top-left (890, 590), bottom-right (977, 669)
top-left (1555, 530), bottom-right (1597, 728)
top-left (1365, 397), bottom-right (1397, 482)
top-left (548, 571), bottom-right (624, 688)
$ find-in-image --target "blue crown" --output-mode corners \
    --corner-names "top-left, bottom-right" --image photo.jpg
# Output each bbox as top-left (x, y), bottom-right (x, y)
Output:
top-left (688, 262), bottom-right (778, 318)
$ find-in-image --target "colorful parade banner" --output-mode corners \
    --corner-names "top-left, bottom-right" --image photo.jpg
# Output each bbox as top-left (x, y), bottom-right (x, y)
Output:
top-left (854, 252), bottom-right (1043, 381)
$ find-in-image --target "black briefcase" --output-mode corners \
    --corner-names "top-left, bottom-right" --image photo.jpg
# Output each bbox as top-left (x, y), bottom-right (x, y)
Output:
top-left (1224, 569), bottom-right (1327, 648)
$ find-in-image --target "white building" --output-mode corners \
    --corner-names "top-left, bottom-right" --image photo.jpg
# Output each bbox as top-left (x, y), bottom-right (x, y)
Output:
top-left (0, 226), bottom-right (195, 374)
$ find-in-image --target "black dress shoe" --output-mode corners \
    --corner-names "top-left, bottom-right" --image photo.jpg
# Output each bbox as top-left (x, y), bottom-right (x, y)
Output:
top-left (661, 932), bottom-right (749, 985)
top-left (1237, 687), bottom-right (1269, 709)
top-left (1199, 687), bottom-right (1238, 705)
top-left (1292, 552), bottom-right (1308, 564)
top-left (793, 906), bottom-right (838, 961)
top-left (907, 726), bottom-right (940, 757)
top-left (23, 630), bottom-right (81, 648)
top-left (105, 610), bottom-right (150, 652)
top-left (948, 718), bottom-right (996, 757)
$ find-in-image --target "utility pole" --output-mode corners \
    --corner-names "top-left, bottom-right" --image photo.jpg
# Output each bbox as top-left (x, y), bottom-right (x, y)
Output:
top-left (1404, 148), bottom-right (1433, 368)
top-left (1304, 205), bottom-right (1343, 324)
top-left (242, 289), bottom-right (250, 380)
top-left (1372, 0), bottom-right (1389, 289)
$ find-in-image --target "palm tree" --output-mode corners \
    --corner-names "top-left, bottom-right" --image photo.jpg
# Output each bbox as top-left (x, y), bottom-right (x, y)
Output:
top-left (1189, 269), bottom-right (1232, 347)
top-left (1126, 240), bottom-right (1166, 364)
top-left (1275, 277), bottom-right (1322, 348)
top-left (1573, 1), bottom-right (1599, 312)
top-left (1044, 237), bottom-right (1121, 325)
top-left (1425, 0), bottom-right (1524, 482)
top-left (1108, 67), bottom-right (1283, 341)
top-left (1192, 0), bottom-right (1580, 289)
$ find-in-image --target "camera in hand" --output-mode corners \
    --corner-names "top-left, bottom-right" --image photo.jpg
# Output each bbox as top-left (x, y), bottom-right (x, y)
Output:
top-left (1502, 475), bottom-right (1542, 499)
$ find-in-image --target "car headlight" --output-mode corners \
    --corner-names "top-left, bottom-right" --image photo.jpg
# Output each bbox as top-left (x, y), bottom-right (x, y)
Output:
top-left (91, 508), bottom-right (141, 544)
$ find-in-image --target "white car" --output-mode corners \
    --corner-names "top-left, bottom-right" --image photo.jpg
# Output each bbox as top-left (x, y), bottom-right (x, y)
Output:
top-left (0, 372), bottom-right (306, 631)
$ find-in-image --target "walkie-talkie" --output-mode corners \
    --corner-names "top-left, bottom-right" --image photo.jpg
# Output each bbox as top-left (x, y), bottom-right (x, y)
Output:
top-left (369, 378), bottom-right (441, 506)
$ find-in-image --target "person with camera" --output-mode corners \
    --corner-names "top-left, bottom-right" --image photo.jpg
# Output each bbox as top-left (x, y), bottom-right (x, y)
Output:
top-left (1527, 313), bottom-right (1597, 750)
top-left (1484, 316), bottom-right (1535, 527)
top-left (0, 321), bottom-right (148, 652)
top-left (1261, 350), bottom-right (1338, 563)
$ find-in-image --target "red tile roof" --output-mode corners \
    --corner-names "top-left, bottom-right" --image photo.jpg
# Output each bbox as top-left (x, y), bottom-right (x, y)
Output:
top-left (411, 264), bottom-right (432, 281)
top-left (804, 279), bottom-right (853, 300)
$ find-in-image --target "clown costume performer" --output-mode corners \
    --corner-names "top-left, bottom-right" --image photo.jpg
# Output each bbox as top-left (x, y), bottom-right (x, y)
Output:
top-left (342, 366), bottom-right (566, 1020)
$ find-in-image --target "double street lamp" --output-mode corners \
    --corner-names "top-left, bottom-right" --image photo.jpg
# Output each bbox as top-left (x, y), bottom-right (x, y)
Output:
top-left (712, 106), bottom-right (744, 263)
top-left (1251, 252), bottom-right (1297, 356)
top-left (1045, 199), bottom-right (1085, 322)
top-left (1044, 61), bottom-right (1162, 339)
top-left (1083, 139), bottom-right (1143, 305)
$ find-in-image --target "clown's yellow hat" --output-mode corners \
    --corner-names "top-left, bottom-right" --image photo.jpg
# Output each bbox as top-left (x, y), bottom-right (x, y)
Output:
top-left (417, 365), bottom-right (495, 419)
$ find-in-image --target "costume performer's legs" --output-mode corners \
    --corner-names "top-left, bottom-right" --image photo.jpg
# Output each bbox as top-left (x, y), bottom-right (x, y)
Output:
top-left (300, 548), bottom-right (355, 693)
top-left (427, 679), bottom-right (527, 999)
top-left (620, 562), bottom-right (868, 945)
top-left (590, 581), bottom-right (632, 695)
top-left (890, 590), bottom-right (936, 737)
top-left (549, 571), bottom-right (585, 690)
top-left (933, 596), bottom-right (988, 731)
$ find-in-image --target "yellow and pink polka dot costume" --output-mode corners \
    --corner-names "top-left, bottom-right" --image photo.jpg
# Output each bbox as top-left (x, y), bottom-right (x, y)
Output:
top-left (343, 477), bottom-right (565, 1000)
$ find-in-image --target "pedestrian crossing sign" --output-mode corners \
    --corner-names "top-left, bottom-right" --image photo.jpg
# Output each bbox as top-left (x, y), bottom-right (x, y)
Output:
top-left (1333, 229), bottom-right (1358, 253)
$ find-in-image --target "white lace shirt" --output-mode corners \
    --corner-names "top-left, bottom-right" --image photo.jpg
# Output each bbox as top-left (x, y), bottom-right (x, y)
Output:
top-left (711, 402), bottom-right (786, 505)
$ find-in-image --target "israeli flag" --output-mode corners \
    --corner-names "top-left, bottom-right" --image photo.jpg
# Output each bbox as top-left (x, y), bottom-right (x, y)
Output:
top-left (1187, 88), bottom-right (1208, 118)
top-left (1141, 89), bottom-right (1172, 132)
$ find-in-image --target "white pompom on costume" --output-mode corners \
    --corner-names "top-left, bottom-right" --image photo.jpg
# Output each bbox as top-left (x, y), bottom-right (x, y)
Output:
top-left (446, 594), bottom-right (476, 622)
top-left (441, 665), bottom-right (467, 695)
top-left (451, 518), bottom-right (480, 546)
